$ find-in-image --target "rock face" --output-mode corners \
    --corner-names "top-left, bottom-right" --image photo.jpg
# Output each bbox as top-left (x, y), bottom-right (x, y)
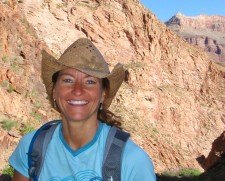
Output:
top-left (0, 0), bottom-right (58, 170)
top-left (199, 155), bottom-right (225, 181)
top-left (166, 13), bottom-right (225, 62)
top-left (197, 131), bottom-right (225, 170)
top-left (1, 0), bottom-right (225, 174)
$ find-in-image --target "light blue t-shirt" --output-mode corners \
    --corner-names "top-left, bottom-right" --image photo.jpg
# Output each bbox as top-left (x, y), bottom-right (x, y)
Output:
top-left (9, 122), bottom-right (156, 180)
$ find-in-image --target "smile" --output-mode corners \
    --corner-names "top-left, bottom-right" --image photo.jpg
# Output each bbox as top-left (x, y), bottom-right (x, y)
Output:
top-left (67, 100), bottom-right (88, 105)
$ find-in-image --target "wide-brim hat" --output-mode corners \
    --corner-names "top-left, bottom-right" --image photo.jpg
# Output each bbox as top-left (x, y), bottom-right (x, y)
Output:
top-left (41, 38), bottom-right (125, 110)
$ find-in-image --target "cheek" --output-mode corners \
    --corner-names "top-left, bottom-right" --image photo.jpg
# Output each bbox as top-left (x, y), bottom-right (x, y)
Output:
top-left (53, 85), bottom-right (67, 99)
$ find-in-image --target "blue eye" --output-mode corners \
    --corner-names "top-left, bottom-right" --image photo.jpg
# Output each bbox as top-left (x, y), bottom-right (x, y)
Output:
top-left (63, 79), bottom-right (73, 83)
top-left (86, 80), bottom-right (96, 84)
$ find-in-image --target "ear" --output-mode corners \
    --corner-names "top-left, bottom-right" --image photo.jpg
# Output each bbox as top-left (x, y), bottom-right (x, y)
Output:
top-left (100, 90), bottom-right (106, 103)
top-left (52, 87), bottom-right (56, 100)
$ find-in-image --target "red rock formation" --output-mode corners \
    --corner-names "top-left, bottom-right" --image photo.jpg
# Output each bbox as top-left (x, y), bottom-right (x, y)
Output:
top-left (166, 13), bottom-right (225, 62)
top-left (197, 131), bottom-right (225, 170)
top-left (1, 1), bottom-right (225, 173)
top-left (0, 1), bottom-right (58, 170)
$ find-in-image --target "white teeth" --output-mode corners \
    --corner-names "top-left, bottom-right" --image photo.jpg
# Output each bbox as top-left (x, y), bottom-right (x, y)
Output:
top-left (67, 100), bottom-right (88, 105)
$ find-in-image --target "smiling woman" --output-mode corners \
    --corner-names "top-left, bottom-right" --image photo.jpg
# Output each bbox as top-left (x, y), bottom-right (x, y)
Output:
top-left (53, 68), bottom-right (104, 128)
top-left (8, 38), bottom-right (156, 181)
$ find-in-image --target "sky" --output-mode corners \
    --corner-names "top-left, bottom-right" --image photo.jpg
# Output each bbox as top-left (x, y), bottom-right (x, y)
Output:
top-left (140, 0), bottom-right (225, 22)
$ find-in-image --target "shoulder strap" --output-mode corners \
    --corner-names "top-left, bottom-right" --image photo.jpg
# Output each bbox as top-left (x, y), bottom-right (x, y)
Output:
top-left (28, 120), bottom-right (60, 181)
top-left (102, 126), bottom-right (130, 181)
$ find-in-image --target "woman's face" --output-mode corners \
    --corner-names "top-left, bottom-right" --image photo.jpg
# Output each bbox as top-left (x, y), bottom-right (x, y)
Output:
top-left (53, 68), bottom-right (104, 123)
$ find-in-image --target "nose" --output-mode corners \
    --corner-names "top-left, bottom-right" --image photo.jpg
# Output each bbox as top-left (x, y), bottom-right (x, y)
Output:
top-left (72, 81), bottom-right (84, 96)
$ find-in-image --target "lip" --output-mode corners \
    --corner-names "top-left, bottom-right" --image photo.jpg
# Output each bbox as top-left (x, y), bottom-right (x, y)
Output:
top-left (67, 100), bottom-right (89, 106)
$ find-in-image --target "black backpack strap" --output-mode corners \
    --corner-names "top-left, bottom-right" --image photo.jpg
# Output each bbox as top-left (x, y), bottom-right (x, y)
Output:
top-left (102, 126), bottom-right (130, 181)
top-left (28, 120), bottom-right (60, 181)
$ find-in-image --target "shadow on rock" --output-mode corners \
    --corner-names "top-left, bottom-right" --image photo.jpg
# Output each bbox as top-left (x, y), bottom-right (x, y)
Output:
top-left (199, 156), bottom-right (225, 181)
top-left (157, 174), bottom-right (199, 181)
top-left (196, 131), bottom-right (225, 181)
top-left (0, 174), bottom-right (12, 181)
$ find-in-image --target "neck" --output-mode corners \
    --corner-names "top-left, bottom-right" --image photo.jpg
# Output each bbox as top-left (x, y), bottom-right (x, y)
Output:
top-left (61, 117), bottom-right (99, 150)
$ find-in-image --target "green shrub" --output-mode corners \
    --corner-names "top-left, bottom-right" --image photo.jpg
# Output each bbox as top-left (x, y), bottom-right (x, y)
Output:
top-left (20, 124), bottom-right (35, 135)
top-left (0, 119), bottom-right (17, 131)
top-left (160, 170), bottom-right (176, 177)
top-left (160, 168), bottom-right (201, 177)
top-left (33, 100), bottom-right (43, 109)
top-left (0, 80), bottom-right (9, 88)
top-left (11, 63), bottom-right (21, 73)
top-left (2, 55), bottom-right (8, 62)
top-left (30, 111), bottom-right (42, 121)
top-left (7, 83), bottom-right (15, 93)
top-left (178, 168), bottom-right (201, 177)
top-left (0, 80), bottom-right (15, 93)
top-left (2, 165), bottom-right (14, 177)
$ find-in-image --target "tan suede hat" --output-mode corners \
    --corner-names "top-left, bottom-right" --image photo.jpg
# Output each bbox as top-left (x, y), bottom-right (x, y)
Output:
top-left (41, 38), bottom-right (125, 110)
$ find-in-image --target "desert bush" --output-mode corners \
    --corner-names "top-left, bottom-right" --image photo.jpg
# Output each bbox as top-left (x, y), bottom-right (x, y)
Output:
top-left (2, 165), bottom-right (14, 177)
top-left (0, 119), bottom-right (17, 131)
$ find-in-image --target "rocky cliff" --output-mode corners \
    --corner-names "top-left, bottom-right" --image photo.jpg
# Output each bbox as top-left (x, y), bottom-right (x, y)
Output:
top-left (166, 13), bottom-right (225, 62)
top-left (0, 0), bottom-right (57, 170)
top-left (1, 0), bottom-right (225, 174)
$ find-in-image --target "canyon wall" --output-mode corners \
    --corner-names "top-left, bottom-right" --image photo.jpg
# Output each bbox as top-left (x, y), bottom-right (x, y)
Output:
top-left (1, 0), bottom-right (225, 173)
top-left (166, 13), bottom-right (225, 62)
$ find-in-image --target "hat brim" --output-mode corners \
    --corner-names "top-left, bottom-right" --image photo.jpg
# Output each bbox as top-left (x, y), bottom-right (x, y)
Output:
top-left (42, 50), bottom-right (125, 109)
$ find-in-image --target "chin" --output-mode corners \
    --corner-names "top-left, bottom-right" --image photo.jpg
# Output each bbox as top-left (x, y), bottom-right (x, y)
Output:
top-left (63, 113), bottom-right (98, 123)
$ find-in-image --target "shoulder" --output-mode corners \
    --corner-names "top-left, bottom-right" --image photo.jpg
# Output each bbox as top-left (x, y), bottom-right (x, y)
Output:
top-left (10, 121), bottom-right (61, 157)
top-left (122, 139), bottom-right (156, 180)
top-left (12, 129), bottom-right (37, 153)
top-left (98, 123), bottom-right (156, 180)
top-left (101, 124), bottom-right (154, 166)
top-left (13, 127), bottom-right (40, 153)
top-left (19, 130), bottom-right (37, 144)
top-left (124, 139), bottom-right (151, 162)
top-left (9, 122), bottom-right (61, 178)
top-left (20, 120), bottom-right (61, 145)
top-left (8, 130), bottom-right (37, 178)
